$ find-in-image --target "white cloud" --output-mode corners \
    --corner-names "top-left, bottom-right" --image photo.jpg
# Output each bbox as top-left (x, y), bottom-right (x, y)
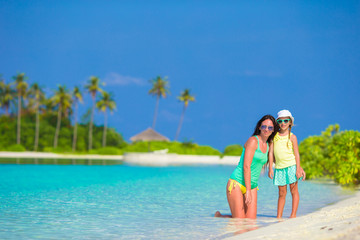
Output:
top-left (104, 72), bottom-right (146, 86)
top-left (161, 110), bottom-right (181, 122)
top-left (161, 110), bottom-right (191, 123)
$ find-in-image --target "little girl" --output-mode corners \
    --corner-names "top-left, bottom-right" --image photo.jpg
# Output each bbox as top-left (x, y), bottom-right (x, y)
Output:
top-left (268, 109), bottom-right (305, 218)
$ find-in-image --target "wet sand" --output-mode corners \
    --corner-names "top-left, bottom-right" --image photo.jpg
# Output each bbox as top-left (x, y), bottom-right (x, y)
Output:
top-left (226, 190), bottom-right (360, 240)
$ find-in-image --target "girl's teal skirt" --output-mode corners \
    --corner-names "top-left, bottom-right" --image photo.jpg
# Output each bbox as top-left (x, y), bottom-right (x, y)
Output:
top-left (273, 165), bottom-right (302, 186)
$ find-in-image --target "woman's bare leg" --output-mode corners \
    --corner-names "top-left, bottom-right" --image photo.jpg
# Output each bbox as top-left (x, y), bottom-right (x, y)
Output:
top-left (277, 185), bottom-right (287, 218)
top-left (214, 211), bottom-right (231, 218)
top-left (215, 180), bottom-right (246, 218)
top-left (289, 182), bottom-right (299, 218)
top-left (244, 188), bottom-right (258, 219)
top-left (227, 180), bottom-right (246, 218)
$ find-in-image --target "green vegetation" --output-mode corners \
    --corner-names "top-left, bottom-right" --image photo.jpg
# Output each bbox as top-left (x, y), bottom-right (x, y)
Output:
top-left (6, 144), bottom-right (26, 152)
top-left (93, 146), bottom-right (123, 155)
top-left (123, 141), bottom-right (222, 155)
top-left (223, 144), bottom-right (244, 156)
top-left (0, 115), bottom-right (126, 152)
top-left (0, 113), bottom-right (223, 155)
top-left (300, 124), bottom-right (360, 186)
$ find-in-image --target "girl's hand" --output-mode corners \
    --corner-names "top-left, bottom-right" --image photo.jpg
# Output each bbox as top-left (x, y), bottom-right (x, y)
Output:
top-left (268, 169), bottom-right (274, 179)
top-left (296, 168), bottom-right (302, 179)
top-left (301, 167), bottom-right (306, 181)
top-left (245, 190), bottom-right (252, 205)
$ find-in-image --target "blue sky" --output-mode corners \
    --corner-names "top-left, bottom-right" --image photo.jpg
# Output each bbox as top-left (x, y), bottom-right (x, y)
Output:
top-left (1, 1), bottom-right (359, 151)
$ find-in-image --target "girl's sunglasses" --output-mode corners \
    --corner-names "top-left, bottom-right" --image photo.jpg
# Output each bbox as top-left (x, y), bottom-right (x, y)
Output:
top-left (260, 125), bottom-right (274, 131)
top-left (277, 119), bottom-right (291, 124)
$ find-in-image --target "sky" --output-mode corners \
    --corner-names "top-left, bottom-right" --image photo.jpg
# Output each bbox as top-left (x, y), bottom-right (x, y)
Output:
top-left (1, 0), bottom-right (359, 151)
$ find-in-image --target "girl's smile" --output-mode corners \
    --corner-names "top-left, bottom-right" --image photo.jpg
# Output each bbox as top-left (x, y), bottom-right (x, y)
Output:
top-left (277, 117), bottom-right (291, 132)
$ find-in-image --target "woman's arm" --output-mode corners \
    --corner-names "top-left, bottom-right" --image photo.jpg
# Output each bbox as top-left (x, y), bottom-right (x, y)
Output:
top-left (291, 134), bottom-right (302, 179)
top-left (268, 141), bottom-right (274, 179)
top-left (243, 136), bottom-right (257, 205)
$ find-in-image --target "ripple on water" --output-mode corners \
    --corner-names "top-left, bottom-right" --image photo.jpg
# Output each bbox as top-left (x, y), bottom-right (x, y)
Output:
top-left (0, 164), bottom-right (355, 239)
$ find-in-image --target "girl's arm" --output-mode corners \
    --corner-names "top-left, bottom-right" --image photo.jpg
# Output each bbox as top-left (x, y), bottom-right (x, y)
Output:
top-left (268, 141), bottom-right (274, 179)
top-left (291, 134), bottom-right (302, 179)
top-left (243, 136), bottom-right (257, 205)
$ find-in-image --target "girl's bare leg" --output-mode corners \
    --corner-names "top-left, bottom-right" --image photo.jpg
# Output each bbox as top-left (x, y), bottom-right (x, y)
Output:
top-left (289, 182), bottom-right (299, 218)
top-left (277, 185), bottom-right (287, 218)
top-left (244, 188), bottom-right (257, 219)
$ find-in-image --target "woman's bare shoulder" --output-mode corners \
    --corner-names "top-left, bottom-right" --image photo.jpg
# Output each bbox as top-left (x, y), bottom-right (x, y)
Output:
top-left (245, 136), bottom-right (258, 149)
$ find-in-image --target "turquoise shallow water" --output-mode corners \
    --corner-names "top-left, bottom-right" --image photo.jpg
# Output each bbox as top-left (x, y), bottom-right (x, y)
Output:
top-left (0, 163), bottom-right (354, 239)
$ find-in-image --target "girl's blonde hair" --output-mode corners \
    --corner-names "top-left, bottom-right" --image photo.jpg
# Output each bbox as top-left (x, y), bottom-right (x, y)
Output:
top-left (287, 123), bottom-right (292, 148)
top-left (284, 118), bottom-right (293, 148)
top-left (277, 116), bottom-right (293, 148)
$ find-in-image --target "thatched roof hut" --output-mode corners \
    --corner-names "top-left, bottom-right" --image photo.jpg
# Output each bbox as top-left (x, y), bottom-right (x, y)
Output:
top-left (130, 128), bottom-right (170, 142)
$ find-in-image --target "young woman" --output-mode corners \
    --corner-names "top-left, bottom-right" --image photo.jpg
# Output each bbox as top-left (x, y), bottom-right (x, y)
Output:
top-left (215, 115), bottom-right (277, 218)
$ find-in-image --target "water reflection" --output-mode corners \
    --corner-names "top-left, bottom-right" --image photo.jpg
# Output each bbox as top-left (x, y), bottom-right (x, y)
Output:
top-left (0, 158), bottom-right (123, 165)
top-left (226, 217), bottom-right (259, 235)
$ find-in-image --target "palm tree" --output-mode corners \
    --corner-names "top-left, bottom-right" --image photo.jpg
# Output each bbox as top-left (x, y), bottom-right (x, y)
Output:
top-left (72, 86), bottom-right (83, 152)
top-left (51, 85), bottom-right (72, 149)
top-left (43, 97), bottom-right (56, 115)
top-left (0, 80), bottom-right (16, 115)
top-left (0, 77), bottom-right (3, 110)
top-left (148, 76), bottom-right (170, 129)
top-left (96, 91), bottom-right (116, 147)
top-left (28, 83), bottom-right (45, 151)
top-left (13, 73), bottom-right (28, 145)
top-left (85, 76), bottom-right (103, 151)
top-left (175, 89), bottom-right (195, 141)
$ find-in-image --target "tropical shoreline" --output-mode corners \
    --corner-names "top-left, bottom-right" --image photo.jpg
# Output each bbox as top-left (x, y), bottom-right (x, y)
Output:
top-left (0, 151), bottom-right (240, 165)
top-left (1, 151), bottom-right (359, 239)
top-left (225, 190), bottom-right (360, 240)
top-left (0, 151), bottom-right (124, 160)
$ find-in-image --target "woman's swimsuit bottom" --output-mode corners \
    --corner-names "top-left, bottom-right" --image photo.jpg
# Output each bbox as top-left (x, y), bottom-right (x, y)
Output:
top-left (228, 179), bottom-right (259, 195)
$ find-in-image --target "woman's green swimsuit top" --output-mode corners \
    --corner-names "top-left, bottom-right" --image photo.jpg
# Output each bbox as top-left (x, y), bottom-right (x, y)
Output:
top-left (230, 135), bottom-right (269, 189)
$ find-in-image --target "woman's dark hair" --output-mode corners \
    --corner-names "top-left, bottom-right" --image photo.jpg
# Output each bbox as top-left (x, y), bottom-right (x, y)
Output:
top-left (252, 114), bottom-right (278, 143)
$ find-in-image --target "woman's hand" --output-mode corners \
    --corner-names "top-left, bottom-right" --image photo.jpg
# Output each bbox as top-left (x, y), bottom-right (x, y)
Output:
top-left (268, 169), bottom-right (274, 179)
top-left (245, 190), bottom-right (252, 205)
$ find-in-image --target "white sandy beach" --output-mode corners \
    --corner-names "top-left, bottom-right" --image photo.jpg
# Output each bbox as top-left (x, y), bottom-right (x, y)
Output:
top-left (226, 190), bottom-right (360, 240)
top-left (123, 152), bottom-right (239, 166)
top-left (0, 151), bottom-right (240, 165)
top-left (0, 151), bottom-right (124, 160)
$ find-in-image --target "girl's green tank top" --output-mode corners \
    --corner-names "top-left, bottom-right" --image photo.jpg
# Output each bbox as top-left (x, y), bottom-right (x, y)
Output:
top-left (230, 135), bottom-right (269, 189)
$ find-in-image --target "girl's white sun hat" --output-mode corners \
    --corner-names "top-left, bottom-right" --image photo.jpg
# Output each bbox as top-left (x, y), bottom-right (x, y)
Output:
top-left (277, 109), bottom-right (294, 124)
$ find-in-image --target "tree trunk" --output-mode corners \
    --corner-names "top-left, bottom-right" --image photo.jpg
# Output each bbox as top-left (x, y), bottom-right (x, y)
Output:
top-left (34, 103), bottom-right (40, 151)
top-left (88, 97), bottom-right (95, 151)
top-left (72, 102), bottom-right (78, 152)
top-left (175, 105), bottom-right (186, 141)
top-left (102, 110), bottom-right (107, 148)
top-left (17, 94), bottom-right (21, 144)
top-left (54, 104), bottom-right (62, 148)
top-left (152, 95), bottom-right (160, 129)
